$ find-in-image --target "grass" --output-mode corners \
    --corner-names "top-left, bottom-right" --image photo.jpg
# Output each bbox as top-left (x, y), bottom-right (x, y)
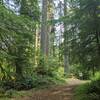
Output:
top-left (74, 72), bottom-right (100, 100)
top-left (0, 88), bottom-right (36, 100)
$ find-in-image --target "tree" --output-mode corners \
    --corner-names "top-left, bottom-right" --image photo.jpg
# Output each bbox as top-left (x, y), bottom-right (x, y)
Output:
top-left (40, 0), bottom-right (48, 59)
top-left (68, 0), bottom-right (100, 75)
top-left (63, 0), bottom-right (69, 75)
top-left (0, 2), bottom-right (36, 79)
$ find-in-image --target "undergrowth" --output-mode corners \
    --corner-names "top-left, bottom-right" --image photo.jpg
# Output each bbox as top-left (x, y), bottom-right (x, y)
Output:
top-left (0, 67), bottom-right (66, 99)
top-left (74, 72), bottom-right (100, 100)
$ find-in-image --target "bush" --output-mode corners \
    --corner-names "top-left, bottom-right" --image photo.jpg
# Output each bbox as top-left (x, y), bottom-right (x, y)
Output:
top-left (75, 72), bottom-right (100, 100)
top-left (34, 56), bottom-right (65, 83)
top-left (91, 72), bottom-right (100, 80)
top-left (70, 64), bottom-right (90, 80)
top-left (1, 77), bottom-right (34, 91)
top-left (0, 56), bottom-right (65, 91)
top-left (36, 56), bottom-right (61, 77)
top-left (14, 78), bottom-right (34, 90)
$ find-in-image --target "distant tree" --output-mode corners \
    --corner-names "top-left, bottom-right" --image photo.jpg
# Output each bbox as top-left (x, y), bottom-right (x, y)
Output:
top-left (63, 0), bottom-right (69, 75)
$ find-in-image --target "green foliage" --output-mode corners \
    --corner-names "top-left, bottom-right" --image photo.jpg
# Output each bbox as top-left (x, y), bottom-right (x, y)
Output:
top-left (91, 72), bottom-right (100, 80)
top-left (0, 1), bottom-right (66, 93)
top-left (70, 64), bottom-right (90, 80)
top-left (75, 72), bottom-right (100, 100)
top-left (31, 71), bottom-right (65, 89)
top-left (31, 75), bottom-right (55, 88)
top-left (0, 2), bottom-right (36, 80)
top-left (0, 1), bottom-right (68, 98)
top-left (0, 88), bottom-right (18, 99)
top-left (36, 56), bottom-right (64, 78)
top-left (1, 1), bottom-right (100, 99)
top-left (14, 78), bottom-right (34, 90)
top-left (20, 0), bottom-right (40, 21)
top-left (0, 77), bottom-right (33, 91)
top-left (68, 0), bottom-right (100, 74)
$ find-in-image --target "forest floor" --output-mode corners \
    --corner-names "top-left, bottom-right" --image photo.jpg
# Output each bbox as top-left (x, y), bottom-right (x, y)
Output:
top-left (13, 78), bottom-right (87, 100)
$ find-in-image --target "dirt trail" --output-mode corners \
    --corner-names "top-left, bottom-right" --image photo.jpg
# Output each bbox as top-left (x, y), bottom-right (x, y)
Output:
top-left (15, 78), bottom-right (85, 100)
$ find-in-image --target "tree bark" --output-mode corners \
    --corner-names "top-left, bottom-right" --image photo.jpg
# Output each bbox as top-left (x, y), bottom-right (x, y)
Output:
top-left (41, 0), bottom-right (48, 56)
top-left (63, 0), bottom-right (69, 75)
top-left (96, 31), bottom-right (100, 56)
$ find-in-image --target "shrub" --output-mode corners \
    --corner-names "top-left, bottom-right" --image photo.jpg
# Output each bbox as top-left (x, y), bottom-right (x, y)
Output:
top-left (0, 77), bottom-right (34, 91)
top-left (70, 64), bottom-right (90, 80)
top-left (75, 72), bottom-right (100, 100)
top-left (91, 72), bottom-right (100, 80)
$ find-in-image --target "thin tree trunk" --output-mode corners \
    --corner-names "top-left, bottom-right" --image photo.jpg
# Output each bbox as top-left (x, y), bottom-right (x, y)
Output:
top-left (35, 28), bottom-right (39, 65)
top-left (95, 31), bottom-right (100, 69)
top-left (96, 31), bottom-right (100, 56)
top-left (63, 0), bottom-right (69, 75)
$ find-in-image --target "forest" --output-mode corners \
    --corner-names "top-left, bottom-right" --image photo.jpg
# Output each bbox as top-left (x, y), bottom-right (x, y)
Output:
top-left (0, 0), bottom-right (100, 100)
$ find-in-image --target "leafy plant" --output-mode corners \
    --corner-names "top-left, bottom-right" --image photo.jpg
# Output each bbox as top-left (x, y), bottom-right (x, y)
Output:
top-left (75, 72), bottom-right (100, 100)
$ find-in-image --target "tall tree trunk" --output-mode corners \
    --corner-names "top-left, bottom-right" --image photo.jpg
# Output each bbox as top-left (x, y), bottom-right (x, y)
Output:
top-left (63, 0), bottom-right (69, 75)
top-left (47, 0), bottom-right (54, 57)
top-left (35, 27), bottom-right (40, 65)
top-left (96, 31), bottom-right (100, 69)
top-left (96, 31), bottom-right (100, 56)
top-left (59, 1), bottom-right (63, 64)
top-left (41, 0), bottom-right (48, 56)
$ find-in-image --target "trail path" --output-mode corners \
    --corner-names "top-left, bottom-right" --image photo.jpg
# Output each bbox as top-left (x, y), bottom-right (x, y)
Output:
top-left (15, 78), bottom-right (86, 100)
